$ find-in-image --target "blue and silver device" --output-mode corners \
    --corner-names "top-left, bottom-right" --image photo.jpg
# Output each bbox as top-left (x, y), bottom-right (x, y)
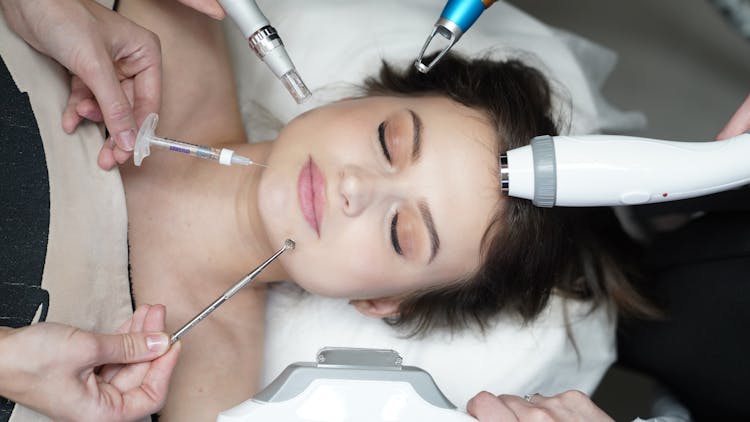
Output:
top-left (415, 0), bottom-right (498, 73)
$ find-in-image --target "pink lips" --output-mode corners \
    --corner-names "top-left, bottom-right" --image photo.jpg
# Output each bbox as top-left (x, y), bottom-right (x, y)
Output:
top-left (297, 157), bottom-right (326, 236)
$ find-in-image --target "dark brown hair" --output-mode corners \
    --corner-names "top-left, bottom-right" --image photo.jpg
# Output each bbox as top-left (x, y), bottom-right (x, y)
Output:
top-left (363, 53), bottom-right (653, 336)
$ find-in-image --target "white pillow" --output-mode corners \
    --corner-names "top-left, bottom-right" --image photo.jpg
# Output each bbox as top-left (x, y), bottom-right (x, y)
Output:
top-left (263, 283), bottom-right (615, 410)
top-left (222, 0), bottom-right (630, 409)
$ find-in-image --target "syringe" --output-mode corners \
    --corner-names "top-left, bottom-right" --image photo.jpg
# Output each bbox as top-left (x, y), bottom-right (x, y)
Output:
top-left (133, 113), bottom-right (266, 167)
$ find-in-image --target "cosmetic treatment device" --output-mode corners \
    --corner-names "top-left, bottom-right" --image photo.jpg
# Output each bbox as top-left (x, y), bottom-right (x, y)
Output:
top-left (217, 347), bottom-right (479, 421)
top-left (133, 113), bottom-right (265, 167)
top-left (217, 0), bottom-right (311, 103)
top-left (500, 133), bottom-right (750, 207)
top-left (416, 0), bottom-right (498, 73)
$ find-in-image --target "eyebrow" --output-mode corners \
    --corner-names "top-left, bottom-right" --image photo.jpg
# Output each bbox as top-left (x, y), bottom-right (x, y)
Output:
top-left (418, 200), bottom-right (440, 263)
top-left (408, 109), bottom-right (423, 162)
top-left (408, 110), bottom-right (437, 263)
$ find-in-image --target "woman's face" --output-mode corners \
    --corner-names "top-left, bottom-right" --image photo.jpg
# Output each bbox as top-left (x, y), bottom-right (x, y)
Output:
top-left (258, 96), bottom-right (501, 301)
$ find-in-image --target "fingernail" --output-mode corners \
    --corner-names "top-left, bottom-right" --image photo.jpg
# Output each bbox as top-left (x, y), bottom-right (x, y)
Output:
top-left (146, 334), bottom-right (169, 353)
top-left (117, 129), bottom-right (136, 151)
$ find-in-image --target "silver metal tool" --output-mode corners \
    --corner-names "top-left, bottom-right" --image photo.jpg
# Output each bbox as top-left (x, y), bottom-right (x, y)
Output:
top-left (170, 239), bottom-right (296, 344)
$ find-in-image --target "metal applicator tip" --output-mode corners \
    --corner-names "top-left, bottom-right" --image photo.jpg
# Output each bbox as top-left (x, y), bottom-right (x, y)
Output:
top-left (284, 239), bottom-right (296, 250)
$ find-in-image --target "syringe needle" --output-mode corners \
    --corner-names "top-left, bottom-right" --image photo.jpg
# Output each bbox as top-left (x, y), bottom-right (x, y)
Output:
top-left (170, 239), bottom-right (295, 345)
top-left (230, 153), bottom-right (268, 167)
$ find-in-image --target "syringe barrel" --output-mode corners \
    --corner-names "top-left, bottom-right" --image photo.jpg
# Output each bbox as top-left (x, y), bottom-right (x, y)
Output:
top-left (150, 137), bottom-right (221, 162)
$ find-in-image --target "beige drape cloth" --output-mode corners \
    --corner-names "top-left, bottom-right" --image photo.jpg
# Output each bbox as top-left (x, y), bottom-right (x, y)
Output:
top-left (1, 1), bottom-right (136, 420)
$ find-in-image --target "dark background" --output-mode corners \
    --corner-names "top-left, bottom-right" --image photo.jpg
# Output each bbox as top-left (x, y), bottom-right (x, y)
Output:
top-left (505, 1), bottom-right (750, 420)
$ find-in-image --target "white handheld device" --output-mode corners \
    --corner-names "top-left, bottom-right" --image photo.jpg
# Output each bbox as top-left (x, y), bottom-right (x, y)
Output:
top-left (500, 134), bottom-right (750, 207)
top-left (217, 348), bottom-right (478, 421)
top-left (217, 0), bottom-right (311, 103)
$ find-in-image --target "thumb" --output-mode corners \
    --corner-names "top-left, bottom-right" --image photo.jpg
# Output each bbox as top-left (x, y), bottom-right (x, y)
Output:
top-left (717, 94), bottom-right (750, 140)
top-left (92, 332), bottom-right (171, 366)
top-left (79, 55), bottom-right (138, 152)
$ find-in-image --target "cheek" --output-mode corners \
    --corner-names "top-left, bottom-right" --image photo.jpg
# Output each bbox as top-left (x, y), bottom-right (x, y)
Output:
top-left (286, 237), bottom-right (393, 298)
top-left (257, 170), bottom-right (292, 238)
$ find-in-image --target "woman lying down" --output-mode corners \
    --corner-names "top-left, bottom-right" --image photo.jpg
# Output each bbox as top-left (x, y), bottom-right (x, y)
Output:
top-left (85, 1), bottom-right (649, 420)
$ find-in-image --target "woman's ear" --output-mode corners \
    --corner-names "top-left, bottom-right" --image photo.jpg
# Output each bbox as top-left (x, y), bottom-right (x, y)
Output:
top-left (349, 297), bottom-right (401, 318)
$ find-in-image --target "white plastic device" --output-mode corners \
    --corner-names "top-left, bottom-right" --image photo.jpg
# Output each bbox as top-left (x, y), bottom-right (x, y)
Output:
top-left (217, 0), bottom-right (310, 103)
top-left (501, 133), bottom-right (750, 207)
top-left (217, 348), bottom-right (478, 422)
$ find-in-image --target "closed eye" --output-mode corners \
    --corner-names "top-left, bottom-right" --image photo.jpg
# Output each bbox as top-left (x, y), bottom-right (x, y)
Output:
top-left (390, 213), bottom-right (403, 255)
top-left (378, 122), bottom-right (391, 163)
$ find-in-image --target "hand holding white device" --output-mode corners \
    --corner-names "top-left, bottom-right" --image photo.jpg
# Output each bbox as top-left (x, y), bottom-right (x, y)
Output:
top-left (501, 134), bottom-right (750, 207)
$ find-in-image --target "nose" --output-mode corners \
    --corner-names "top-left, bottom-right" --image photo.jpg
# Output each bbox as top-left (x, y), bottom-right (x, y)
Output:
top-left (339, 165), bottom-right (375, 217)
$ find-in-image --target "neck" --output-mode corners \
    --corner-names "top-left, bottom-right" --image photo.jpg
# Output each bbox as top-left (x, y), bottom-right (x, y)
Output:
top-left (230, 141), bottom-right (292, 283)
top-left (169, 141), bottom-right (290, 284)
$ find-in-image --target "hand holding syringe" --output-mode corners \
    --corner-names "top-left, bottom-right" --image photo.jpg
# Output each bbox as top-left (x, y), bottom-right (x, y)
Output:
top-left (134, 113), bottom-right (266, 167)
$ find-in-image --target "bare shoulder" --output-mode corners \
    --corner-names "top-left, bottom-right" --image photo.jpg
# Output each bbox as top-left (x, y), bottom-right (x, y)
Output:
top-left (118, 0), bottom-right (246, 147)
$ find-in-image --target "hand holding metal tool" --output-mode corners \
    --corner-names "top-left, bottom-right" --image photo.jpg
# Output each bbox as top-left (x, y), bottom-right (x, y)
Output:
top-left (170, 239), bottom-right (295, 344)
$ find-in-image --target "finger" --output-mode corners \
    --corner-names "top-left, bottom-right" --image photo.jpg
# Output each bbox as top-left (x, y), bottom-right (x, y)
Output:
top-left (108, 80), bottom-right (134, 165)
top-left (120, 78), bottom-right (135, 108)
top-left (101, 306), bottom-right (152, 381)
top-left (128, 54), bottom-right (161, 127)
top-left (75, 98), bottom-right (104, 122)
top-left (498, 395), bottom-right (559, 421)
top-left (62, 105), bottom-right (85, 134)
top-left (131, 304), bottom-right (151, 332)
top-left (112, 145), bottom-right (133, 165)
top-left (552, 390), bottom-right (615, 421)
top-left (79, 52), bottom-right (138, 153)
top-left (143, 304), bottom-right (166, 332)
top-left (101, 305), bottom-right (153, 378)
top-left (717, 93), bottom-right (750, 140)
top-left (466, 391), bottom-right (517, 422)
top-left (98, 138), bottom-right (118, 170)
top-left (115, 315), bottom-right (133, 335)
top-left (110, 27), bottom-right (157, 126)
top-left (177, 0), bottom-right (226, 19)
top-left (63, 76), bottom-right (93, 133)
top-left (98, 362), bottom-right (124, 383)
top-left (109, 305), bottom-right (165, 388)
top-left (91, 331), bottom-right (170, 366)
top-left (121, 341), bottom-right (182, 419)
